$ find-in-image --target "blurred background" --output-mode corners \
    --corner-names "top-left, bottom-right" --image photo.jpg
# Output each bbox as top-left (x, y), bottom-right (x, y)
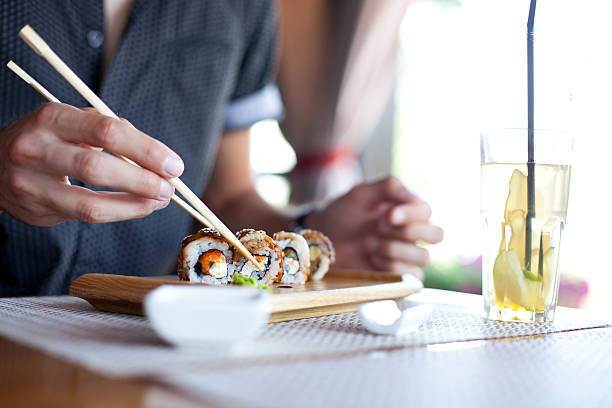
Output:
top-left (252, 0), bottom-right (611, 311)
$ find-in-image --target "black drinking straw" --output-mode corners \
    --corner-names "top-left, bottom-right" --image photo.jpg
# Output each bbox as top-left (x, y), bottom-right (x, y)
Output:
top-left (525, 0), bottom-right (537, 271)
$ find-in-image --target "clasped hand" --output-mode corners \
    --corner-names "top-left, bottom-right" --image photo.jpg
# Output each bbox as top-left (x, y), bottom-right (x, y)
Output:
top-left (306, 177), bottom-right (444, 279)
top-left (0, 103), bottom-right (184, 225)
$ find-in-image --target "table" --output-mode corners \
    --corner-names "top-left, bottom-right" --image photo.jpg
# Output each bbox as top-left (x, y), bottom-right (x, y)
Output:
top-left (1, 290), bottom-right (610, 408)
top-left (0, 335), bottom-right (189, 407)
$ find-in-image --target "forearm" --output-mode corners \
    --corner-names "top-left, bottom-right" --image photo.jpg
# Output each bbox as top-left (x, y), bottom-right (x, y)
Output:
top-left (202, 128), bottom-right (296, 233)
top-left (206, 187), bottom-right (293, 233)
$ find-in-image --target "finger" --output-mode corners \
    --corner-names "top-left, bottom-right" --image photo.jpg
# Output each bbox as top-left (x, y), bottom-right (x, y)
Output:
top-left (386, 201), bottom-right (432, 226)
top-left (43, 104), bottom-right (184, 178)
top-left (375, 201), bottom-right (394, 215)
top-left (369, 256), bottom-right (424, 280)
top-left (75, 108), bottom-right (103, 151)
top-left (381, 222), bottom-right (444, 244)
top-left (352, 176), bottom-right (419, 206)
top-left (2, 170), bottom-right (164, 226)
top-left (2, 171), bottom-right (70, 226)
top-left (365, 237), bottom-right (430, 265)
top-left (47, 184), bottom-right (169, 224)
top-left (39, 142), bottom-right (174, 200)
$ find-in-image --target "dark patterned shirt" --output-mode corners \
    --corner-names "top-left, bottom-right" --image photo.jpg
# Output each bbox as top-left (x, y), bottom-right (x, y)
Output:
top-left (0, 0), bottom-right (281, 295)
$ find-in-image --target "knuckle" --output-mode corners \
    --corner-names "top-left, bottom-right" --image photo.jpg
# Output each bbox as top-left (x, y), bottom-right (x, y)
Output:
top-left (6, 138), bottom-right (33, 166)
top-left (143, 139), bottom-right (155, 159)
top-left (76, 200), bottom-right (105, 223)
top-left (347, 183), bottom-right (365, 200)
top-left (7, 172), bottom-right (32, 196)
top-left (383, 175), bottom-right (399, 190)
top-left (143, 138), bottom-right (163, 165)
top-left (140, 171), bottom-right (160, 197)
top-left (33, 103), bottom-right (59, 127)
top-left (139, 199), bottom-right (156, 217)
top-left (75, 151), bottom-right (102, 180)
top-left (94, 118), bottom-right (119, 148)
top-left (28, 204), bottom-right (51, 220)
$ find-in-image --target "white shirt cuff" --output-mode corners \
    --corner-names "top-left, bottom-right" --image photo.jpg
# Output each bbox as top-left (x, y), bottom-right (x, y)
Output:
top-left (224, 83), bottom-right (284, 131)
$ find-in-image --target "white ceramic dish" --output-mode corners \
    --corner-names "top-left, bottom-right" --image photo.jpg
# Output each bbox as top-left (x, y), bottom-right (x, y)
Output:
top-left (144, 285), bottom-right (270, 349)
top-left (358, 300), bottom-right (434, 335)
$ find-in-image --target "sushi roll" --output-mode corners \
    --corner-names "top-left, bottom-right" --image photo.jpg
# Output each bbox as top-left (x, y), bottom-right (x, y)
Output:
top-left (177, 228), bottom-right (233, 284)
top-left (273, 231), bottom-right (311, 284)
top-left (299, 229), bottom-right (336, 280)
top-left (233, 229), bottom-right (283, 286)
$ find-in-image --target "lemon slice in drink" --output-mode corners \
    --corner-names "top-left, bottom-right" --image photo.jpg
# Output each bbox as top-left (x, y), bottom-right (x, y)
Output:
top-left (493, 247), bottom-right (555, 311)
top-left (493, 249), bottom-right (525, 307)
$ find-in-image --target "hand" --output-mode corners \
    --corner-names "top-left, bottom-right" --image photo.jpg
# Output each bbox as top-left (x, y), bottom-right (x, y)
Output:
top-left (306, 176), bottom-right (444, 280)
top-left (0, 103), bottom-right (184, 226)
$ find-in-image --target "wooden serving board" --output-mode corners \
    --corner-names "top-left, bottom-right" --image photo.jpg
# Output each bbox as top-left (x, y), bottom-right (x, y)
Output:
top-left (69, 268), bottom-right (422, 323)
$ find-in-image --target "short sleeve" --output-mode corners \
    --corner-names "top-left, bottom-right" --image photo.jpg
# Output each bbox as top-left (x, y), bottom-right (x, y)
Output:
top-left (223, 0), bottom-right (283, 131)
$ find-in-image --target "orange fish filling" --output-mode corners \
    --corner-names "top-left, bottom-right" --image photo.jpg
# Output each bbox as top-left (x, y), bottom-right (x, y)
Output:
top-left (198, 250), bottom-right (227, 277)
top-left (253, 255), bottom-right (268, 265)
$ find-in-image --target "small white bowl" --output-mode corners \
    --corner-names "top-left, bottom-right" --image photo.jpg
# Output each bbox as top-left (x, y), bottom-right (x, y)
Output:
top-left (144, 285), bottom-right (270, 349)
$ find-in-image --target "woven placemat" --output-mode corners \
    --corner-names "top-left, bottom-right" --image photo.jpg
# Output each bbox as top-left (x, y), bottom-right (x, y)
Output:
top-left (162, 327), bottom-right (612, 408)
top-left (0, 292), bottom-right (609, 377)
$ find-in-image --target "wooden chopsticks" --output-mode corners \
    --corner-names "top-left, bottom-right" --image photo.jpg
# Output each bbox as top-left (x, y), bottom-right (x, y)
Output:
top-left (12, 25), bottom-right (264, 272)
top-left (6, 61), bottom-right (60, 103)
top-left (8, 60), bottom-right (214, 229)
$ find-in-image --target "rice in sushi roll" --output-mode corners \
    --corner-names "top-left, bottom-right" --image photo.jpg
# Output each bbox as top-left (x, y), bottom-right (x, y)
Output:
top-left (233, 229), bottom-right (283, 286)
top-left (177, 228), bottom-right (233, 284)
top-left (299, 229), bottom-right (336, 280)
top-left (273, 231), bottom-right (311, 284)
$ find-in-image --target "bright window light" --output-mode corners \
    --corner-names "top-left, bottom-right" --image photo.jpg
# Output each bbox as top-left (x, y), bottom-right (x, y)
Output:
top-left (254, 174), bottom-right (291, 208)
top-left (250, 120), bottom-right (296, 174)
top-left (393, 0), bottom-right (612, 310)
top-left (249, 120), bottom-right (295, 207)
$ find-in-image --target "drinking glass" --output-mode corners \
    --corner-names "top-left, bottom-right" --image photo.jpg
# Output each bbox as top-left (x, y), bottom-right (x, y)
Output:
top-left (481, 129), bottom-right (573, 322)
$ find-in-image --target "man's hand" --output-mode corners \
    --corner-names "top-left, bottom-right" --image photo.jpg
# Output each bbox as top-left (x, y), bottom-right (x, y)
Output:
top-left (306, 176), bottom-right (444, 280)
top-left (202, 130), bottom-right (441, 281)
top-left (0, 103), bottom-right (184, 226)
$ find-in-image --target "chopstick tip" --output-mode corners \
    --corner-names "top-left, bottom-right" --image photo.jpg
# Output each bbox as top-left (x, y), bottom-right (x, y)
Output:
top-left (6, 60), bottom-right (25, 78)
top-left (18, 25), bottom-right (47, 56)
top-left (18, 24), bottom-right (33, 35)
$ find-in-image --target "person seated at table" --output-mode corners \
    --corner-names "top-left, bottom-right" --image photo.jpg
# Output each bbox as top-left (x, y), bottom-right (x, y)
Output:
top-left (0, 0), bottom-right (443, 296)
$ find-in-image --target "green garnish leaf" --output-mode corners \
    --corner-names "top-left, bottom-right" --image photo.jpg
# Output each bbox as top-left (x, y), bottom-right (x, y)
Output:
top-left (232, 273), bottom-right (272, 292)
top-left (232, 273), bottom-right (256, 287)
top-left (257, 284), bottom-right (272, 293)
top-left (522, 268), bottom-right (543, 282)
